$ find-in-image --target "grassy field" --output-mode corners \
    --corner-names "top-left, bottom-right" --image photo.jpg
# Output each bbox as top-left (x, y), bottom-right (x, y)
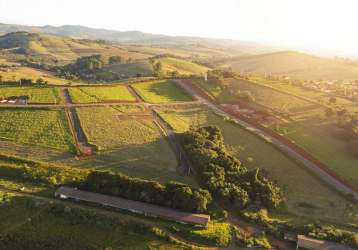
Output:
top-left (0, 66), bottom-right (65, 84)
top-left (191, 78), bottom-right (236, 103)
top-left (0, 86), bottom-right (62, 104)
top-left (103, 60), bottom-right (154, 78)
top-left (0, 32), bottom-right (151, 65)
top-left (155, 57), bottom-right (210, 76)
top-left (156, 106), bottom-right (357, 224)
top-left (248, 76), bottom-right (358, 113)
top-left (223, 78), bottom-right (319, 113)
top-left (0, 108), bottom-right (75, 152)
top-left (75, 106), bottom-right (185, 183)
top-left (222, 77), bottom-right (358, 189)
top-left (215, 51), bottom-right (358, 80)
top-left (68, 86), bottom-right (136, 103)
top-left (132, 80), bottom-right (193, 103)
top-left (0, 192), bottom-right (188, 250)
top-left (271, 113), bottom-right (358, 189)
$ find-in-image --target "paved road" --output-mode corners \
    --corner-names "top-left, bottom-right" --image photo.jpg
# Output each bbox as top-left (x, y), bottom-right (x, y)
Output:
top-left (175, 80), bottom-right (358, 201)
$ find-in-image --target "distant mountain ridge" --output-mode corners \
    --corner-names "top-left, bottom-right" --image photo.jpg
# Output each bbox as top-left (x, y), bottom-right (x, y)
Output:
top-left (0, 22), bottom-right (270, 55)
top-left (0, 23), bottom-right (166, 42)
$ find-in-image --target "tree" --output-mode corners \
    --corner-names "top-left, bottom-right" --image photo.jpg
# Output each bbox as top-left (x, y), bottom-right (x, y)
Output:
top-left (329, 97), bottom-right (337, 105)
top-left (325, 108), bottom-right (334, 118)
top-left (109, 56), bottom-right (123, 64)
top-left (36, 78), bottom-right (45, 85)
top-left (154, 61), bottom-right (163, 76)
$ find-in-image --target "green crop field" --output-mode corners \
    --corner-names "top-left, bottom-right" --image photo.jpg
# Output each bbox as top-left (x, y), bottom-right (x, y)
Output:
top-left (132, 80), bottom-right (193, 103)
top-left (155, 57), bottom-right (210, 76)
top-left (75, 106), bottom-right (184, 183)
top-left (156, 106), bottom-right (357, 224)
top-left (0, 108), bottom-right (75, 151)
top-left (68, 86), bottom-right (136, 103)
top-left (0, 86), bottom-right (62, 104)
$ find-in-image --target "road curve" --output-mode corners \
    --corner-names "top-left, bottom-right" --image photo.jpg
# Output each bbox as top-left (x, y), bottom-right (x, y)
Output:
top-left (175, 80), bottom-right (358, 201)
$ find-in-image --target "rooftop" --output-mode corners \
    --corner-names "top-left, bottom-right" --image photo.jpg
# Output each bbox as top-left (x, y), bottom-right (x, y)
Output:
top-left (55, 186), bottom-right (210, 227)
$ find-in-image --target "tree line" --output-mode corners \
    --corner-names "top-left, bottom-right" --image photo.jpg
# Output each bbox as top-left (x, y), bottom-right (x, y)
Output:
top-left (82, 171), bottom-right (212, 213)
top-left (180, 126), bottom-right (285, 210)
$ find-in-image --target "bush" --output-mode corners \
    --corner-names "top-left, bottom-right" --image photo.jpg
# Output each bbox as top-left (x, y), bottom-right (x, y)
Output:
top-left (82, 171), bottom-right (212, 212)
top-left (180, 126), bottom-right (285, 210)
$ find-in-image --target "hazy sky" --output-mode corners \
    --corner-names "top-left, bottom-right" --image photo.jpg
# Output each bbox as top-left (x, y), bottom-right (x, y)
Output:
top-left (1, 0), bottom-right (357, 55)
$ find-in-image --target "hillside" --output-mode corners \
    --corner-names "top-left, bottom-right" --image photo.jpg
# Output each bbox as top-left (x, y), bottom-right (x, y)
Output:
top-left (216, 51), bottom-right (358, 80)
top-left (0, 31), bottom-right (150, 64)
top-left (154, 57), bottom-right (210, 76)
top-left (102, 60), bottom-right (154, 78)
top-left (0, 23), bottom-right (270, 58)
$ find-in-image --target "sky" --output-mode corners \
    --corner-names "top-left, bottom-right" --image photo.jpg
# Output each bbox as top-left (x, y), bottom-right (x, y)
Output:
top-left (1, 0), bottom-right (357, 56)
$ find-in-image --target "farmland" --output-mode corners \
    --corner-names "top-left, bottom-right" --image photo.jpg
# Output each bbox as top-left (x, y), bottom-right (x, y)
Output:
top-left (271, 112), bottom-right (358, 189)
top-left (193, 77), bottom-right (358, 189)
top-left (154, 57), bottom-right (210, 76)
top-left (156, 106), bottom-right (357, 224)
top-left (0, 66), bottom-right (65, 84)
top-left (75, 106), bottom-right (183, 183)
top-left (216, 78), bottom-right (358, 189)
top-left (223, 78), bottom-right (319, 113)
top-left (0, 108), bottom-right (75, 151)
top-left (102, 60), bottom-right (154, 78)
top-left (132, 80), bottom-right (193, 103)
top-left (0, 86), bottom-right (62, 104)
top-left (68, 86), bottom-right (136, 103)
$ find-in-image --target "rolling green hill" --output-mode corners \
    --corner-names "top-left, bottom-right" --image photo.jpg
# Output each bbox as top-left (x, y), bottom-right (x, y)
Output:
top-left (216, 51), bottom-right (358, 80)
top-left (103, 60), bottom-right (154, 78)
top-left (155, 57), bottom-right (210, 76)
top-left (0, 31), bottom-right (150, 64)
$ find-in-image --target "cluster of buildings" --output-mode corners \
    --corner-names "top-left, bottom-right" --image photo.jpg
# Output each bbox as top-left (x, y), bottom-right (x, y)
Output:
top-left (300, 80), bottom-right (358, 100)
top-left (221, 103), bottom-right (274, 122)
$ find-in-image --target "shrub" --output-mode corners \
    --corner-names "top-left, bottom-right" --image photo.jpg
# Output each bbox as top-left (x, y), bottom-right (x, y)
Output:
top-left (180, 126), bottom-right (285, 210)
top-left (82, 171), bottom-right (212, 212)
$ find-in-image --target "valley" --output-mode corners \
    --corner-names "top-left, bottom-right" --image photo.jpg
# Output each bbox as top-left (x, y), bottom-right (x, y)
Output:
top-left (0, 23), bottom-right (357, 250)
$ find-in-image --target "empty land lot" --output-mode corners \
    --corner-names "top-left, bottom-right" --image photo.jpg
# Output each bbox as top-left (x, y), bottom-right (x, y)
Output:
top-left (68, 86), bottom-right (136, 103)
top-left (75, 106), bottom-right (183, 183)
top-left (156, 106), bottom-right (357, 224)
top-left (0, 86), bottom-right (62, 104)
top-left (132, 80), bottom-right (193, 104)
top-left (0, 108), bottom-right (75, 151)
